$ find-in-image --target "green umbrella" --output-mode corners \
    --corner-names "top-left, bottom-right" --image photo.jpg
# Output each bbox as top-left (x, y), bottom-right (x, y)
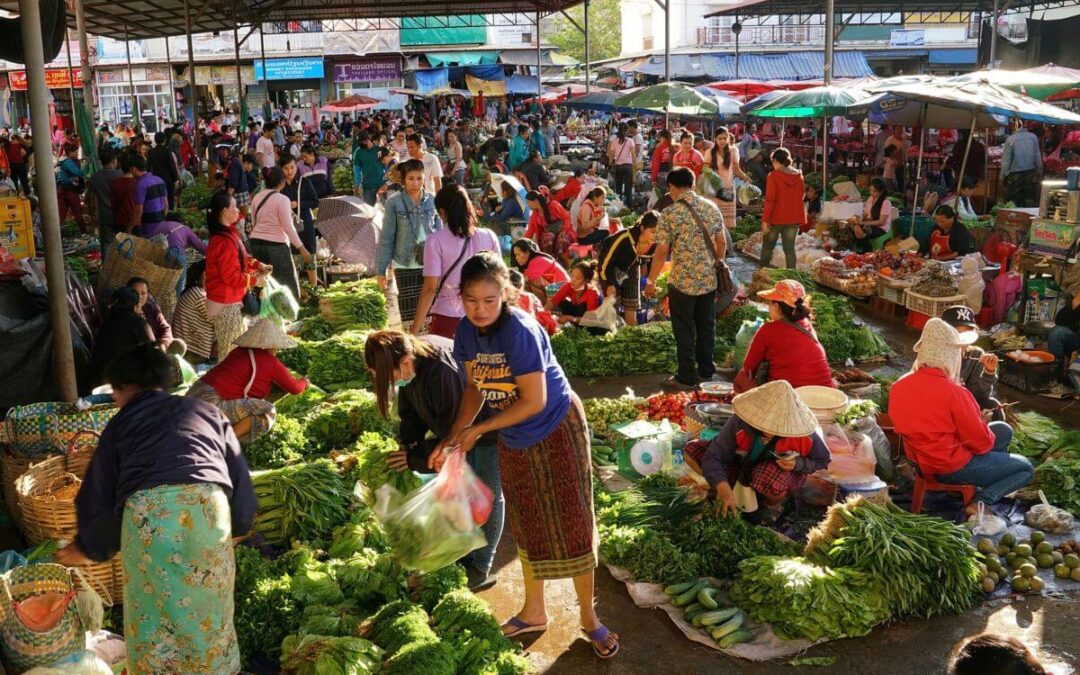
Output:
top-left (950, 69), bottom-right (1080, 101)
top-left (613, 82), bottom-right (723, 117)
top-left (751, 85), bottom-right (873, 118)
top-left (74, 99), bottom-right (100, 177)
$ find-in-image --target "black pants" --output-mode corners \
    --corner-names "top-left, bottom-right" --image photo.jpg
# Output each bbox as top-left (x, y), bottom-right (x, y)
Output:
top-left (164, 178), bottom-right (176, 212)
top-left (613, 164), bottom-right (634, 206)
top-left (668, 286), bottom-right (716, 384)
top-left (10, 163), bottom-right (29, 196)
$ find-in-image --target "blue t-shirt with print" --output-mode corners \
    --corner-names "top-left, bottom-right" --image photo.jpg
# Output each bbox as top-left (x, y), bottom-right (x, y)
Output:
top-left (453, 307), bottom-right (572, 449)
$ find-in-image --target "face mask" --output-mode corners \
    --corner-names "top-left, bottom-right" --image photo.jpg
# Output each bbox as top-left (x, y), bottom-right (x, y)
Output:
top-left (395, 373), bottom-right (415, 388)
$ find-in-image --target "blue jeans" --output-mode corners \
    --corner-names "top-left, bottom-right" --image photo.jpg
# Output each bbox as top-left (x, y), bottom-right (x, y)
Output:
top-left (464, 444), bottom-right (504, 576)
top-left (362, 188), bottom-right (379, 206)
top-left (938, 422), bottom-right (1034, 505)
top-left (1048, 326), bottom-right (1080, 364)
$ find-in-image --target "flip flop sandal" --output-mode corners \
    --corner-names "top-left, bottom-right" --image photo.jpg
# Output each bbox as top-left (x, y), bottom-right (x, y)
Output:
top-left (583, 625), bottom-right (620, 659)
top-left (502, 616), bottom-right (548, 638)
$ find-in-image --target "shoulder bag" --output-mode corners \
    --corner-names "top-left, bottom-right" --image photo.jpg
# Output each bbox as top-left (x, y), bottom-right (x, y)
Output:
top-left (422, 235), bottom-right (472, 326)
top-left (233, 213), bottom-right (262, 316)
top-left (681, 199), bottom-right (734, 295)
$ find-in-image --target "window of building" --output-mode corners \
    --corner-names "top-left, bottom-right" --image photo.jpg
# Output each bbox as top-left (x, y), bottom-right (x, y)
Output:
top-left (643, 9), bottom-right (654, 50)
top-left (98, 81), bottom-right (173, 133)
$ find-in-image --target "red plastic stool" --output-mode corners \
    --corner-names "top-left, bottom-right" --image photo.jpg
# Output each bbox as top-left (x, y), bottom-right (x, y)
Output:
top-left (911, 474), bottom-right (977, 514)
top-left (976, 306), bottom-right (995, 329)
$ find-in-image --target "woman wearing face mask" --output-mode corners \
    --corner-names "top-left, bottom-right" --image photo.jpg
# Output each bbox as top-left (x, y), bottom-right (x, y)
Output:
top-left (889, 318), bottom-right (1032, 517)
top-left (364, 330), bottom-right (504, 590)
top-left (433, 251), bottom-right (618, 660)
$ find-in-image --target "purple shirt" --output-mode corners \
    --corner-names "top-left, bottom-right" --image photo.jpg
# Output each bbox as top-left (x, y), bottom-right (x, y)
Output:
top-left (132, 172), bottom-right (168, 221)
top-left (423, 227), bottom-right (501, 317)
top-left (140, 220), bottom-right (208, 254)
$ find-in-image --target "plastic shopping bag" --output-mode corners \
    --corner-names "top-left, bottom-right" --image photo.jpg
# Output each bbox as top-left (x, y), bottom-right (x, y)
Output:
top-left (732, 318), bottom-right (764, 370)
top-left (373, 450), bottom-right (492, 572)
top-left (258, 276), bottom-right (300, 323)
top-left (579, 295), bottom-right (618, 333)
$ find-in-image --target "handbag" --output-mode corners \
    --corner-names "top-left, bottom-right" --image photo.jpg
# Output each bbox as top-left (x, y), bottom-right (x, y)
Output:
top-left (240, 198), bottom-right (275, 316)
top-left (681, 200), bottom-right (734, 295)
top-left (425, 236), bottom-right (472, 323)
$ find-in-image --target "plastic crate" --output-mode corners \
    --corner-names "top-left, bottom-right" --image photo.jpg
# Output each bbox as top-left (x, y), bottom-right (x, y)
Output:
top-left (998, 355), bottom-right (1058, 394)
top-left (903, 290), bottom-right (966, 319)
top-left (394, 268), bottom-right (425, 323)
top-left (877, 276), bottom-right (908, 305)
top-left (906, 310), bottom-right (931, 331)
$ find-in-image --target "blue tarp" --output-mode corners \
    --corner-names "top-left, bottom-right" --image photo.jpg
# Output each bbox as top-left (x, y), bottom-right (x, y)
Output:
top-left (929, 49), bottom-right (978, 65)
top-left (415, 68), bottom-right (450, 94)
top-left (505, 74), bottom-right (540, 94)
top-left (629, 51), bottom-right (874, 81)
top-left (866, 49), bottom-right (928, 60)
top-left (466, 64), bottom-right (505, 81)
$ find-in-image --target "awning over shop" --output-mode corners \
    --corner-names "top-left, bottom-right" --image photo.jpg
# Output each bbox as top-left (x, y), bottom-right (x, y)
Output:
top-left (425, 51), bottom-right (498, 67)
top-left (506, 74), bottom-right (540, 94)
top-left (625, 51), bottom-right (873, 81)
top-left (866, 49), bottom-right (928, 60)
top-left (466, 75), bottom-right (507, 96)
top-left (497, 49), bottom-right (577, 66)
top-left (415, 67), bottom-right (450, 94)
top-left (929, 49), bottom-right (978, 65)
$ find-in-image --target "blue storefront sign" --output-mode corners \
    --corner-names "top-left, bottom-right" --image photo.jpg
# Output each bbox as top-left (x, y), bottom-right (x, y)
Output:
top-left (254, 57), bottom-right (324, 81)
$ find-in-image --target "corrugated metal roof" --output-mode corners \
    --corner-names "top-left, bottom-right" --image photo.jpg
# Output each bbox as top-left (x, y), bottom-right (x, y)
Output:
top-left (625, 51), bottom-right (873, 81)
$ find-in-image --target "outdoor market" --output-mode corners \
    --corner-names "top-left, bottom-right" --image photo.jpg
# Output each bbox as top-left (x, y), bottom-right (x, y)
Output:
top-left (2, 0), bottom-right (1080, 673)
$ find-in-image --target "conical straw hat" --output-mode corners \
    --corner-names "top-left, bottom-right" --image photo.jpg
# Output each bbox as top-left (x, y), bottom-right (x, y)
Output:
top-left (731, 380), bottom-right (818, 438)
top-left (233, 318), bottom-right (297, 350)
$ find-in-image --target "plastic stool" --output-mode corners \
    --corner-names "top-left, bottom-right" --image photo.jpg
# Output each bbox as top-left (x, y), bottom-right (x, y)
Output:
top-left (911, 474), bottom-right (977, 514)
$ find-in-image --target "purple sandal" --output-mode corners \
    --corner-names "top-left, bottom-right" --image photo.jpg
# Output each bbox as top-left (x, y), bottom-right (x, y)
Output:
top-left (583, 625), bottom-right (620, 659)
top-left (502, 616), bottom-right (548, 638)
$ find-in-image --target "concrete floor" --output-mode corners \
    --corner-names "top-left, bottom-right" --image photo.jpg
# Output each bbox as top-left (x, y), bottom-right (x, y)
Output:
top-left (477, 255), bottom-right (1080, 674)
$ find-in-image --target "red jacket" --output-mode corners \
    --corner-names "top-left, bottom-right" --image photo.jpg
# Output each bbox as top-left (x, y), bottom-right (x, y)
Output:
top-left (889, 367), bottom-right (995, 475)
top-left (201, 347), bottom-right (307, 400)
top-left (741, 319), bottom-right (834, 389)
top-left (525, 200), bottom-right (575, 243)
top-left (552, 177), bottom-right (582, 205)
top-left (205, 228), bottom-right (258, 305)
top-left (763, 168), bottom-right (807, 227)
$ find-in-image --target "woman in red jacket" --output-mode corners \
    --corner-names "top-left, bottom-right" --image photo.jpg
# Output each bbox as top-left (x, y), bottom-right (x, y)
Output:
top-left (187, 319), bottom-right (308, 443)
top-left (736, 280), bottom-right (835, 393)
top-left (524, 188), bottom-right (575, 266)
top-left (760, 148), bottom-right (806, 269)
top-left (203, 191), bottom-right (270, 357)
top-left (651, 129), bottom-right (673, 190)
top-left (889, 318), bottom-right (1031, 517)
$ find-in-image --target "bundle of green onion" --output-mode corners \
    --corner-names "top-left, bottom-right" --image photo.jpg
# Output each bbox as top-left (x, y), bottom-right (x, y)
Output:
top-left (252, 460), bottom-right (351, 547)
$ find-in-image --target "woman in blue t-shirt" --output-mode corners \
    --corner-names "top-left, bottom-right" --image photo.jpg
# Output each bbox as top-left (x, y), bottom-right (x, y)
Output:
top-left (434, 250), bottom-right (619, 660)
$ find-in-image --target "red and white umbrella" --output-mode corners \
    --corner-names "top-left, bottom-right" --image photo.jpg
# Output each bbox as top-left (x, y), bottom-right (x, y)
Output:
top-left (321, 94), bottom-right (382, 112)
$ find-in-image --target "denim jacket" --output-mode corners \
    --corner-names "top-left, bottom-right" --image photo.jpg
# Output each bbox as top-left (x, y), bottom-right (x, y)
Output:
top-left (377, 190), bottom-right (442, 275)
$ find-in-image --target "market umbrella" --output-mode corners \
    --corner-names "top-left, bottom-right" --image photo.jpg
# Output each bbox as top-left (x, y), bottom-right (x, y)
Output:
top-left (693, 87), bottom-right (744, 117)
top-left (613, 82), bottom-right (725, 117)
top-left (320, 94), bottom-right (382, 112)
top-left (706, 79), bottom-right (780, 100)
top-left (564, 90), bottom-right (620, 112)
top-left (740, 90), bottom-right (791, 115)
top-left (949, 69), bottom-right (1080, 101)
top-left (747, 85), bottom-right (873, 118)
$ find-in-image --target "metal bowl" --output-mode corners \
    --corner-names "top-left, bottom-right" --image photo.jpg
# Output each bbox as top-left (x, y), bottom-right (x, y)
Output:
top-left (699, 380), bottom-right (734, 396)
top-left (696, 402), bottom-right (733, 423)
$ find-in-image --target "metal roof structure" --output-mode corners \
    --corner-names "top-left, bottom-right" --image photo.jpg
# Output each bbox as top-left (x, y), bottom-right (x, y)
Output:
top-left (704, 0), bottom-right (1080, 23)
top-left (0, 0), bottom-right (585, 41)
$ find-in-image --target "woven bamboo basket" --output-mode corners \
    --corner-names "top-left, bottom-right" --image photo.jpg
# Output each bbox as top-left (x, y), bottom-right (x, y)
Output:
top-left (16, 456), bottom-right (80, 545)
top-left (73, 557), bottom-right (124, 606)
top-left (1, 448), bottom-right (61, 529)
top-left (64, 430), bottom-right (100, 480)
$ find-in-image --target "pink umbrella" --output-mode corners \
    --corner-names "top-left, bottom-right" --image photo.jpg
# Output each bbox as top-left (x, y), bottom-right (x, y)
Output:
top-left (321, 94), bottom-right (382, 112)
top-left (706, 79), bottom-right (780, 100)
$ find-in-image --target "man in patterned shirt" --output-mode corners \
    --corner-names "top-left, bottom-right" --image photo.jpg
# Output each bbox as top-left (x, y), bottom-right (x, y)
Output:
top-left (645, 166), bottom-right (726, 389)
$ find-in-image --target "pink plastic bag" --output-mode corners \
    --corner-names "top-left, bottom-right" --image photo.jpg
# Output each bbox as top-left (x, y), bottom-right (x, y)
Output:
top-left (433, 450), bottom-right (494, 528)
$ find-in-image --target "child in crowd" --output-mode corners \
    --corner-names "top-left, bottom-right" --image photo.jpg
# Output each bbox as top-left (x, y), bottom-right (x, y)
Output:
top-left (545, 260), bottom-right (605, 332)
top-left (509, 269), bottom-right (557, 335)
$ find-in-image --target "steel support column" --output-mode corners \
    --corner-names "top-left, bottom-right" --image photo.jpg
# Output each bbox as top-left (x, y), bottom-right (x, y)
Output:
top-left (73, 0), bottom-right (96, 126)
top-left (184, 0), bottom-right (199, 173)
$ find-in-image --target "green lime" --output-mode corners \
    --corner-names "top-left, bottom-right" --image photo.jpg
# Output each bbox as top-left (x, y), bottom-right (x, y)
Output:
top-left (1072, 567), bottom-right (1080, 582)
top-left (1036, 541), bottom-right (1054, 555)
top-left (1030, 577), bottom-right (1045, 593)
top-left (1037, 553), bottom-right (1055, 568)
top-left (1020, 563), bottom-right (1038, 579)
top-left (977, 538), bottom-right (996, 554)
top-left (1066, 554), bottom-right (1080, 569)
top-left (1014, 544), bottom-right (1033, 558)
top-left (1011, 577), bottom-right (1031, 592)
top-left (1001, 533), bottom-right (1016, 547)
top-left (1055, 564), bottom-right (1071, 579)
top-left (1031, 531), bottom-right (1046, 545)
top-left (981, 577), bottom-right (996, 593)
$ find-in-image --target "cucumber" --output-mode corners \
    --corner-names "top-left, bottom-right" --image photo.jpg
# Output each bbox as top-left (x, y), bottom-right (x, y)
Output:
top-left (683, 603), bottom-right (705, 619)
top-left (692, 613), bottom-right (708, 627)
top-left (664, 581), bottom-right (698, 596)
top-left (674, 580), bottom-right (709, 607)
top-left (710, 612), bottom-right (745, 641)
top-left (718, 629), bottom-right (754, 649)
top-left (594, 445), bottom-right (614, 455)
top-left (699, 607), bottom-right (739, 627)
top-left (697, 587), bottom-right (719, 610)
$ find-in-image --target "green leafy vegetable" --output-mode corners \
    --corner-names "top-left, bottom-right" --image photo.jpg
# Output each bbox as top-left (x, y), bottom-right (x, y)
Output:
top-left (1032, 458), bottom-right (1080, 516)
top-left (244, 416), bottom-right (307, 469)
top-left (234, 546), bottom-right (299, 666)
top-left (365, 602), bottom-right (437, 655)
top-left (280, 634), bottom-right (383, 675)
top-left (297, 602), bottom-right (366, 637)
top-left (299, 315), bottom-right (335, 341)
top-left (810, 294), bottom-right (892, 362)
top-left (349, 432), bottom-right (422, 500)
top-left (335, 549), bottom-right (406, 604)
top-left (381, 640), bottom-right (457, 675)
top-left (320, 279), bottom-right (388, 333)
top-left (416, 564), bottom-right (470, 612)
top-left (252, 460), bottom-right (352, 547)
top-left (1013, 412), bottom-right (1063, 460)
top-left (291, 557), bottom-right (345, 606)
top-left (305, 391), bottom-right (396, 454)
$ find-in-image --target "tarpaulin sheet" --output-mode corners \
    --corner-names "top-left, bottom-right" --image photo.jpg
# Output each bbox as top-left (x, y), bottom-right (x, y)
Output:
top-left (505, 74), bottom-right (540, 95)
top-left (415, 67), bottom-right (450, 95)
top-left (465, 75), bottom-right (506, 96)
top-left (425, 51), bottom-right (497, 67)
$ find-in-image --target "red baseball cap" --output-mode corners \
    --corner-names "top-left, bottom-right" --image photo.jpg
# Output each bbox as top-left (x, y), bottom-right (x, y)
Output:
top-left (756, 280), bottom-right (807, 308)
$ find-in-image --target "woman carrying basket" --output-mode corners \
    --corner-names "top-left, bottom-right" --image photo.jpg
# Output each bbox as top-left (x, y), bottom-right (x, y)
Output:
top-left (58, 344), bottom-right (255, 675)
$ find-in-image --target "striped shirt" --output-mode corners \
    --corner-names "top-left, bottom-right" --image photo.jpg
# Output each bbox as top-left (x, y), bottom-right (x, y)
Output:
top-left (133, 172), bottom-right (168, 223)
top-left (172, 286), bottom-right (215, 360)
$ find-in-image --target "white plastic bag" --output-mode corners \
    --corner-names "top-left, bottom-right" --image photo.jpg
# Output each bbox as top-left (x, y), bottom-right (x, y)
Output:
top-left (959, 254), bottom-right (985, 313)
top-left (24, 651), bottom-right (113, 675)
top-left (968, 502), bottom-right (1007, 536)
top-left (373, 450), bottom-right (491, 572)
top-left (579, 295), bottom-right (618, 332)
top-left (1025, 491), bottom-right (1076, 534)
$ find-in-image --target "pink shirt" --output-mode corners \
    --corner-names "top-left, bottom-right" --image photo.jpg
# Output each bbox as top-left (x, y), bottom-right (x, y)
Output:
top-left (423, 227), bottom-right (501, 317)
top-left (248, 190), bottom-right (303, 249)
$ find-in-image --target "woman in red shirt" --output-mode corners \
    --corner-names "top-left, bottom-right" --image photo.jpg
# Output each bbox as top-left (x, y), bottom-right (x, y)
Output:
top-left (736, 280), bottom-right (835, 393)
top-left (203, 191), bottom-right (270, 357)
top-left (671, 130), bottom-right (704, 177)
top-left (524, 188), bottom-right (575, 266)
top-left (187, 319), bottom-right (307, 443)
top-left (760, 148), bottom-right (806, 269)
top-left (511, 238), bottom-right (570, 302)
top-left (890, 319), bottom-right (1031, 516)
top-left (651, 129), bottom-right (673, 189)
top-left (545, 260), bottom-right (603, 331)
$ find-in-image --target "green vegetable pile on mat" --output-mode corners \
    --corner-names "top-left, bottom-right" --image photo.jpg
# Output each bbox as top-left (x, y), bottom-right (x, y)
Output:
top-left (297, 602), bottom-right (366, 637)
top-left (305, 331), bottom-right (374, 391)
top-left (275, 386), bottom-right (328, 420)
top-left (252, 459), bottom-right (352, 547)
top-left (715, 304), bottom-right (770, 342)
top-left (583, 397), bottom-right (643, 442)
top-left (244, 416), bottom-right (307, 469)
top-left (810, 294), bottom-right (892, 362)
top-left (1043, 430), bottom-right (1080, 461)
top-left (732, 213), bottom-right (761, 243)
top-left (279, 338), bottom-right (316, 375)
top-left (1012, 411), bottom-right (1064, 460)
top-left (327, 514), bottom-right (389, 559)
top-left (320, 279), bottom-right (388, 332)
top-left (298, 315), bottom-right (335, 341)
top-left (551, 323), bottom-right (679, 377)
top-left (672, 514), bottom-right (801, 580)
top-left (730, 556), bottom-right (890, 641)
top-left (234, 546), bottom-right (299, 666)
top-left (365, 602), bottom-right (438, 656)
top-left (381, 640), bottom-right (457, 675)
top-left (804, 497), bottom-right (981, 618)
top-left (335, 549), bottom-right (407, 605)
top-left (291, 555), bottom-right (345, 605)
top-left (347, 432), bottom-right (422, 501)
top-left (415, 564), bottom-right (469, 612)
top-left (179, 175), bottom-right (215, 210)
top-left (279, 634), bottom-right (383, 675)
top-left (304, 390), bottom-right (396, 454)
top-left (746, 267), bottom-right (816, 296)
top-left (1031, 459), bottom-right (1080, 516)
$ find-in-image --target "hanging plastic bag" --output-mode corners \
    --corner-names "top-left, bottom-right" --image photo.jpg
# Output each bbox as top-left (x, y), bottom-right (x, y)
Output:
top-left (732, 318), bottom-right (764, 370)
top-left (258, 276), bottom-right (300, 323)
top-left (373, 450), bottom-right (491, 572)
top-left (967, 502), bottom-right (1007, 537)
top-left (579, 295), bottom-right (618, 333)
top-left (850, 415), bottom-right (894, 482)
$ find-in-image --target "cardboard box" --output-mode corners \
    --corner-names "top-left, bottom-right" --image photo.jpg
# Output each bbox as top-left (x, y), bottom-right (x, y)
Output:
top-left (0, 197), bottom-right (33, 260)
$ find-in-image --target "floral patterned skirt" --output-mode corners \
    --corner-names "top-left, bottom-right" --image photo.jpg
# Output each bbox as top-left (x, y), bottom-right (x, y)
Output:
top-left (121, 483), bottom-right (240, 675)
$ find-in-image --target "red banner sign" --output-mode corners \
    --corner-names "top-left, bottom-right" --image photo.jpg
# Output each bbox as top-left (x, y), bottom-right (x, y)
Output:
top-left (7, 69), bottom-right (84, 91)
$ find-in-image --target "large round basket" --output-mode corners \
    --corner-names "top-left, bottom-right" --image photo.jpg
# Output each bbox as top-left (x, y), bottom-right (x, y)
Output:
top-left (1, 447), bottom-right (62, 530)
top-left (72, 557), bottom-right (124, 607)
top-left (64, 430), bottom-right (100, 480)
top-left (15, 456), bottom-right (80, 545)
